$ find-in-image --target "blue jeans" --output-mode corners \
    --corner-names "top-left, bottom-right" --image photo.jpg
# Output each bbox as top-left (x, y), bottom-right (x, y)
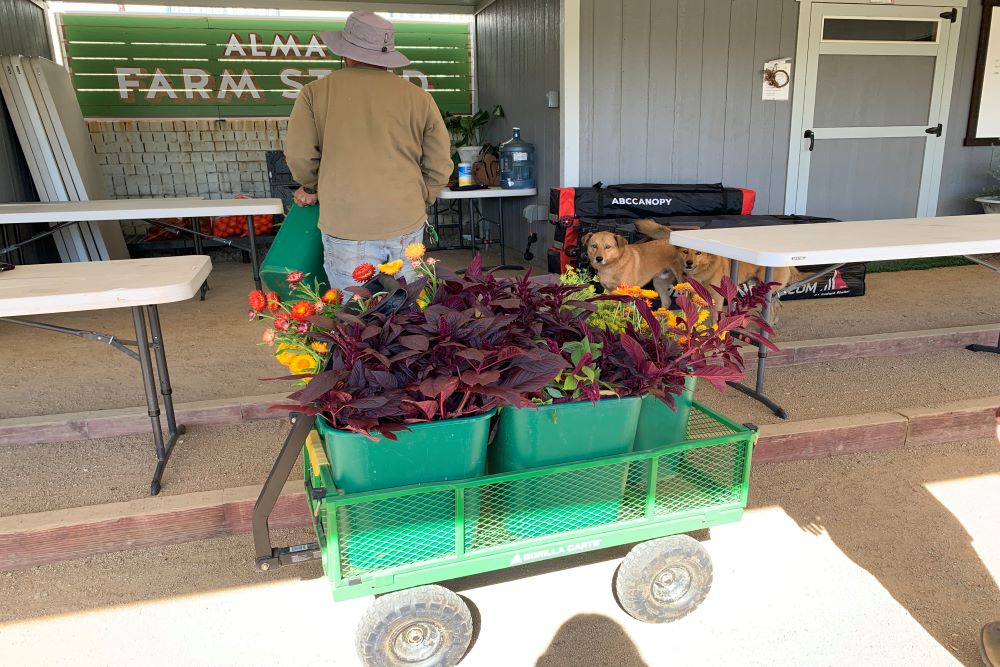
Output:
top-left (322, 226), bottom-right (425, 292)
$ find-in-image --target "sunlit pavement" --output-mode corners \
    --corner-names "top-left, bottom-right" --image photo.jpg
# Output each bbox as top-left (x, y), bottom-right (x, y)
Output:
top-left (3, 473), bottom-right (997, 667)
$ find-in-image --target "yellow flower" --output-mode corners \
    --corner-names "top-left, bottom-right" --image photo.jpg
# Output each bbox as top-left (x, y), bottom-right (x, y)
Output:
top-left (379, 259), bottom-right (405, 276)
top-left (288, 354), bottom-right (318, 375)
top-left (673, 282), bottom-right (693, 293)
top-left (310, 341), bottom-right (330, 355)
top-left (404, 243), bottom-right (426, 261)
top-left (276, 343), bottom-right (307, 366)
top-left (654, 308), bottom-right (678, 328)
top-left (639, 288), bottom-right (658, 300)
top-left (696, 309), bottom-right (710, 326)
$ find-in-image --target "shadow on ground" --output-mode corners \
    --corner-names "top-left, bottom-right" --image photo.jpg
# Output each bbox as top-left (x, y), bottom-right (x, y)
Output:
top-left (749, 438), bottom-right (1000, 665)
top-left (535, 613), bottom-right (648, 667)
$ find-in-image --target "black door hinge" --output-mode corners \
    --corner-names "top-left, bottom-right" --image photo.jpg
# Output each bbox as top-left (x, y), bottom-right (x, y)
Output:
top-left (940, 8), bottom-right (957, 22)
top-left (925, 123), bottom-right (943, 137)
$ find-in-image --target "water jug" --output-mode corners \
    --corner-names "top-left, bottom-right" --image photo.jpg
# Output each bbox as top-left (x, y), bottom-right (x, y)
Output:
top-left (499, 127), bottom-right (535, 190)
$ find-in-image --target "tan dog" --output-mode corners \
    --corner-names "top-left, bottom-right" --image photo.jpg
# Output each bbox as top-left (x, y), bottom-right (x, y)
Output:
top-left (633, 218), bottom-right (795, 323)
top-left (582, 225), bottom-right (677, 305)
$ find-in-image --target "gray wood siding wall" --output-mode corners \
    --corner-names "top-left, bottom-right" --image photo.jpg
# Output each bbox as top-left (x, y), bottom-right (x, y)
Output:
top-left (580, 0), bottom-right (800, 214)
top-left (0, 0), bottom-right (51, 204)
top-left (580, 0), bottom-right (997, 217)
top-left (939, 0), bottom-right (1000, 215)
top-left (475, 0), bottom-right (560, 268)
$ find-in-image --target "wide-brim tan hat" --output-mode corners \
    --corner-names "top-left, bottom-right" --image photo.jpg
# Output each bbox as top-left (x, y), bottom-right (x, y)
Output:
top-left (321, 11), bottom-right (411, 69)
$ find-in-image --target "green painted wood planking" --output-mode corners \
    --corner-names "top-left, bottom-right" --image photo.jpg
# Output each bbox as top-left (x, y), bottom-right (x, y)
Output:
top-left (59, 13), bottom-right (472, 119)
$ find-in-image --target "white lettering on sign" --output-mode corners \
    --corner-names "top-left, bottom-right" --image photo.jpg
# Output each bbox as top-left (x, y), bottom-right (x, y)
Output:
top-left (182, 68), bottom-right (212, 99)
top-left (271, 34), bottom-right (303, 58)
top-left (304, 36), bottom-right (326, 58)
top-left (111, 33), bottom-right (431, 103)
top-left (115, 67), bottom-right (142, 100)
top-left (402, 69), bottom-right (428, 90)
top-left (224, 33), bottom-right (246, 57)
top-left (147, 68), bottom-right (178, 100)
top-left (610, 197), bottom-right (673, 206)
top-left (219, 70), bottom-right (262, 99)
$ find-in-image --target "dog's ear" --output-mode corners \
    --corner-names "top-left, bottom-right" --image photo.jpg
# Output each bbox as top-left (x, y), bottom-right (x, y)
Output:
top-left (615, 235), bottom-right (627, 249)
top-left (580, 232), bottom-right (592, 248)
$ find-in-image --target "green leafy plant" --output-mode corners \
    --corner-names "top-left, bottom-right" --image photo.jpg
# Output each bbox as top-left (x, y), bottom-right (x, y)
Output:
top-left (443, 104), bottom-right (505, 159)
top-left (540, 337), bottom-right (617, 404)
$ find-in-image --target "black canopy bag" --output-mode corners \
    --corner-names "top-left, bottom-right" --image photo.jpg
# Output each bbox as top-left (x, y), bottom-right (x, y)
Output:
top-left (548, 183), bottom-right (755, 273)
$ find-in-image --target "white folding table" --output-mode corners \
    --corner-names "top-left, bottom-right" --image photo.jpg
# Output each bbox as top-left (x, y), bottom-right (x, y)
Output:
top-left (669, 214), bottom-right (1000, 418)
top-left (0, 256), bottom-right (212, 494)
top-left (433, 187), bottom-right (537, 269)
top-left (0, 197), bottom-right (284, 291)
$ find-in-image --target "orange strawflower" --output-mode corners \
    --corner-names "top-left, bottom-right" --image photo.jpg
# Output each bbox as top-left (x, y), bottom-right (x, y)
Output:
top-left (290, 301), bottom-right (314, 322)
top-left (265, 292), bottom-right (281, 314)
top-left (321, 288), bottom-right (342, 305)
top-left (353, 263), bottom-right (376, 283)
top-left (248, 290), bottom-right (266, 312)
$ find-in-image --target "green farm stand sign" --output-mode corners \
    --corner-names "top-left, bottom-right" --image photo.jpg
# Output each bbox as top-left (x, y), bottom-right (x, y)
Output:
top-left (59, 14), bottom-right (472, 118)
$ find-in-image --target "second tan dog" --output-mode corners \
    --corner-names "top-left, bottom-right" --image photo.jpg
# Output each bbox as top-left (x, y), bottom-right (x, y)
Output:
top-left (582, 225), bottom-right (677, 305)
top-left (633, 218), bottom-right (795, 323)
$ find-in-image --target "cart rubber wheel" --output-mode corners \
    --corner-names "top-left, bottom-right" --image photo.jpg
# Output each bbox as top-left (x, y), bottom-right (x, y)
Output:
top-left (356, 585), bottom-right (473, 667)
top-left (615, 535), bottom-right (713, 623)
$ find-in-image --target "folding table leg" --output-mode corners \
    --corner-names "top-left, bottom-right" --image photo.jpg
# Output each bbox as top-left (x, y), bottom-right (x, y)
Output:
top-left (132, 306), bottom-right (179, 496)
top-left (725, 262), bottom-right (788, 419)
top-left (192, 217), bottom-right (209, 300)
top-left (246, 214), bottom-right (262, 291)
top-left (147, 305), bottom-right (184, 441)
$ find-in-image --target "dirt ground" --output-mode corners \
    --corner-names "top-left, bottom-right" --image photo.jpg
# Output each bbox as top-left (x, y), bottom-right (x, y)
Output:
top-left (2, 438), bottom-right (997, 666)
top-left (1, 257), bottom-right (999, 420)
top-left (2, 345), bottom-right (999, 517)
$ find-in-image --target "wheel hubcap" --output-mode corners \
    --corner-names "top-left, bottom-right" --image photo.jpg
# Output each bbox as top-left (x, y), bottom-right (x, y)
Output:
top-left (392, 621), bottom-right (444, 662)
top-left (652, 565), bottom-right (692, 604)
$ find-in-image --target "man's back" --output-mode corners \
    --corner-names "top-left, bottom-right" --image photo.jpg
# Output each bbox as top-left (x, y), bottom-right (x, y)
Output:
top-left (285, 67), bottom-right (452, 240)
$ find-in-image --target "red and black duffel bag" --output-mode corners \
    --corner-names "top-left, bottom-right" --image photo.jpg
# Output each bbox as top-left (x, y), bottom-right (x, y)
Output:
top-left (548, 183), bottom-right (755, 273)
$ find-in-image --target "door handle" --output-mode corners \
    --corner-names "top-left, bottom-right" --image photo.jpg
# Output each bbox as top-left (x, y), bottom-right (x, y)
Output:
top-left (804, 130), bottom-right (815, 151)
top-left (925, 123), bottom-right (943, 137)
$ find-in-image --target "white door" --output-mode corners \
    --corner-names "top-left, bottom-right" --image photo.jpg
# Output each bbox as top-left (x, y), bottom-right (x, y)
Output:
top-left (786, 3), bottom-right (962, 220)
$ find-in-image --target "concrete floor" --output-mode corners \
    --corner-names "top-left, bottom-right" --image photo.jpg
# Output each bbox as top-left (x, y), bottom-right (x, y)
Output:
top-left (1, 438), bottom-right (998, 667)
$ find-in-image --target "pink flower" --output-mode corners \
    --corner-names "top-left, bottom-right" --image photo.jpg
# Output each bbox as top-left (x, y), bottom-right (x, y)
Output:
top-left (286, 270), bottom-right (305, 287)
top-left (296, 322), bottom-right (309, 334)
top-left (262, 329), bottom-right (276, 345)
top-left (314, 301), bottom-right (325, 314)
top-left (273, 313), bottom-right (291, 331)
top-left (425, 257), bottom-right (438, 266)
top-left (411, 260), bottom-right (421, 269)
top-left (248, 309), bottom-right (258, 321)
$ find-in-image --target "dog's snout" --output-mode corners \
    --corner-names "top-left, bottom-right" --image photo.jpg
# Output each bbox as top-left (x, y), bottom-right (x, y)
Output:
top-left (684, 260), bottom-right (694, 268)
top-left (595, 256), bottom-right (604, 263)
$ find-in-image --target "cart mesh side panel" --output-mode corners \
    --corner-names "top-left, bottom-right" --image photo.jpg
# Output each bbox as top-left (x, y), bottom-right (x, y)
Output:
top-left (463, 459), bottom-right (649, 551)
top-left (336, 488), bottom-right (458, 578)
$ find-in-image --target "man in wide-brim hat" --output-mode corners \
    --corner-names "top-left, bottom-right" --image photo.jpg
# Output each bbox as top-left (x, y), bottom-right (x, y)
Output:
top-left (285, 10), bottom-right (452, 290)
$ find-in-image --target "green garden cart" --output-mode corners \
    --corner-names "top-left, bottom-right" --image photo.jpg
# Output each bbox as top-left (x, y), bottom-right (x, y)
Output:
top-left (252, 403), bottom-right (756, 667)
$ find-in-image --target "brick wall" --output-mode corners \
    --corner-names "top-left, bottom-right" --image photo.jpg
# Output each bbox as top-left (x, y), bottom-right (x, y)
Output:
top-left (87, 119), bottom-right (288, 234)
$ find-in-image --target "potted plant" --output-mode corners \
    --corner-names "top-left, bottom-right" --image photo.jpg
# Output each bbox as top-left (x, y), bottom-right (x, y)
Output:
top-left (975, 165), bottom-right (1000, 213)
top-left (444, 104), bottom-right (505, 166)
top-left (253, 251), bottom-right (567, 567)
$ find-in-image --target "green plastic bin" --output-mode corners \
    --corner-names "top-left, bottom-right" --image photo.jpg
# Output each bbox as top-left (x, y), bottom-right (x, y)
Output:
top-left (316, 411), bottom-right (493, 571)
top-left (489, 397), bottom-right (641, 538)
top-left (634, 376), bottom-right (697, 452)
top-left (259, 203), bottom-right (327, 300)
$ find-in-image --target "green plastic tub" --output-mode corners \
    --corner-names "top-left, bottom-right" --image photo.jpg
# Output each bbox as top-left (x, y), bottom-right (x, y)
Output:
top-left (489, 397), bottom-right (641, 538)
top-left (259, 203), bottom-right (327, 300)
top-left (315, 411), bottom-right (494, 571)
top-left (634, 376), bottom-right (697, 452)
